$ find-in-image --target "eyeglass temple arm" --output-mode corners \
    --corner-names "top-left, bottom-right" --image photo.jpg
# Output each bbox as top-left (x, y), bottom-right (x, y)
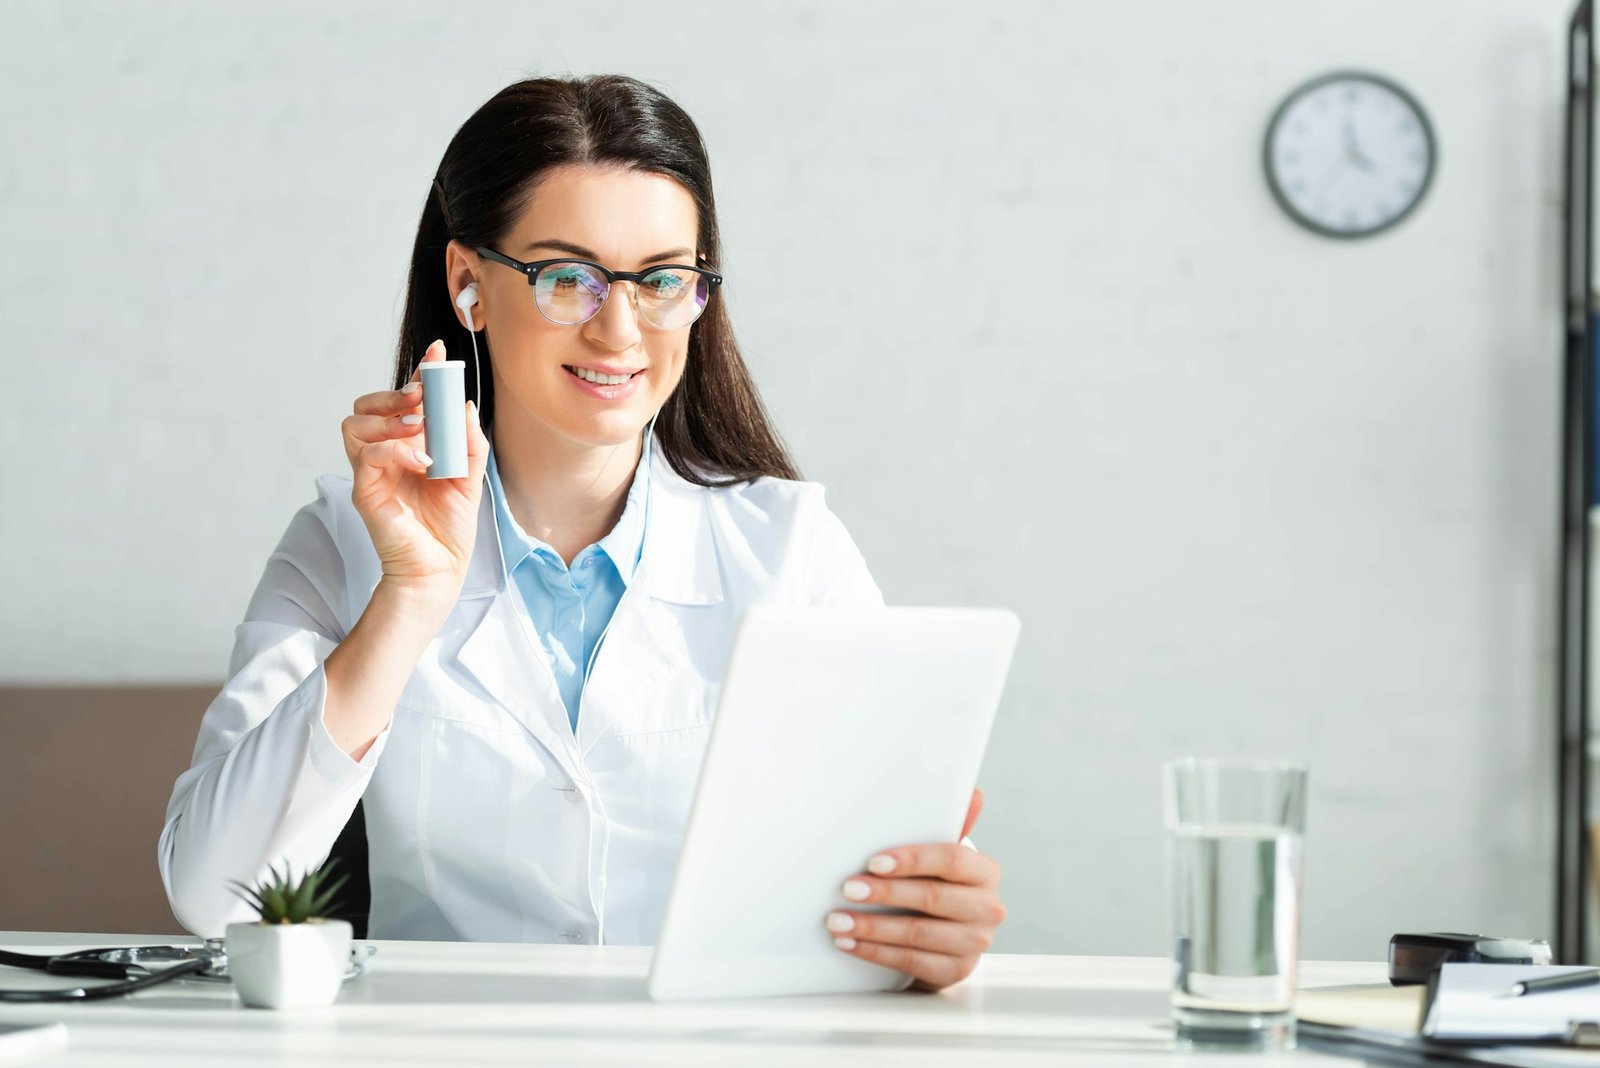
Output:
top-left (472, 246), bottom-right (526, 273)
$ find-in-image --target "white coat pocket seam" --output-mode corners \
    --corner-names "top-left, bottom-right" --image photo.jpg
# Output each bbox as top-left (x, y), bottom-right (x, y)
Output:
top-left (592, 721), bottom-right (712, 744)
top-left (395, 698), bottom-right (522, 733)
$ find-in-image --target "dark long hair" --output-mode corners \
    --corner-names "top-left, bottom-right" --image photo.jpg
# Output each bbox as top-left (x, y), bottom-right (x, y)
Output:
top-left (395, 74), bottom-right (799, 487)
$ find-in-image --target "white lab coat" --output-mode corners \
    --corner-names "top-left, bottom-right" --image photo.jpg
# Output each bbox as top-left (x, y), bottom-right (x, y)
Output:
top-left (158, 432), bottom-right (883, 943)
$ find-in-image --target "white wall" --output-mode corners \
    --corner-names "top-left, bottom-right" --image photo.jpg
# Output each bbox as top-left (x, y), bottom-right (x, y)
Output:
top-left (0, 0), bottom-right (1571, 960)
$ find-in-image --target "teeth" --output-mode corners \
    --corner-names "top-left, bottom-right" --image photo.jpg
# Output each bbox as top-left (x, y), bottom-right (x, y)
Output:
top-left (571, 367), bottom-right (634, 386)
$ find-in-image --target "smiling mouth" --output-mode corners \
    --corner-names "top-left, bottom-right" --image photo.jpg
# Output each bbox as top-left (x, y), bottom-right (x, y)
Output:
top-left (562, 365), bottom-right (644, 386)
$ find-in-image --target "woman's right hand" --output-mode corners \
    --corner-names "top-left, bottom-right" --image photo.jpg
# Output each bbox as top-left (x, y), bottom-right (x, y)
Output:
top-left (342, 338), bottom-right (490, 593)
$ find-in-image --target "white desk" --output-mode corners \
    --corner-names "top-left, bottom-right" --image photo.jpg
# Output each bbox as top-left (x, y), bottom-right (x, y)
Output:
top-left (0, 931), bottom-right (1386, 1066)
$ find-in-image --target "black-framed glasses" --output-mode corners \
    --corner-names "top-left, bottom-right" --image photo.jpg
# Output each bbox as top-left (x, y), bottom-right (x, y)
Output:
top-left (474, 246), bottom-right (723, 330)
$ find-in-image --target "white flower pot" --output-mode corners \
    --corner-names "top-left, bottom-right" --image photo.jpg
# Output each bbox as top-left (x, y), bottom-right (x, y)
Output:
top-left (224, 919), bottom-right (352, 1009)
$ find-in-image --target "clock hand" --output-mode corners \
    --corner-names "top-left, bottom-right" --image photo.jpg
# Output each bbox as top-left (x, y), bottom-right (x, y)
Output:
top-left (1338, 119), bottom-right (1375, 173)
top-left (1350, 141), bottom-right (1375, 173)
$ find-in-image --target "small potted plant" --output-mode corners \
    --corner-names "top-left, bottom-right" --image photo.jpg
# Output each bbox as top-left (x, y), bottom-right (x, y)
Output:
top-left (225, 858), bottom-right (352, 1009)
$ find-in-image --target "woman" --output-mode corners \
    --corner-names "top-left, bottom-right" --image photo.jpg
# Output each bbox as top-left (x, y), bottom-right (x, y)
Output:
top-left (159, 74), bottom-right (1004, 993)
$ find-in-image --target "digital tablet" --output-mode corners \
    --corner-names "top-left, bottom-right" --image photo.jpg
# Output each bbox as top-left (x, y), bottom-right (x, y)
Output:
top-left (647, 605), bottom-right (1021, 1001)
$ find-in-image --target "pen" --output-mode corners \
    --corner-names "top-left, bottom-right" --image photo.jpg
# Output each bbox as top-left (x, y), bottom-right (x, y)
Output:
top-left (1509, 969), bottom-right (1600, 997)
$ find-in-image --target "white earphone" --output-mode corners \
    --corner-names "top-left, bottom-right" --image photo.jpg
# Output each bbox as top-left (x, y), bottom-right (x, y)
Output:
top-left (454, 283), bottom-right (478, 324)
top-left (455, 283), bottom-right (482, 420)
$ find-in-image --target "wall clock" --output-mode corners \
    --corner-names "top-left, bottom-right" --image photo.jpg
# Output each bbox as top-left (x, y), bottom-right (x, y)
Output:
top-left (1263, 71), bottom-right (1437, 239)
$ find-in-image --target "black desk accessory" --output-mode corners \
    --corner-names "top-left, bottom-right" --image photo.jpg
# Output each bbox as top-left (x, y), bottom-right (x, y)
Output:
top-left (1388, 932), bottom-right (1552, 986)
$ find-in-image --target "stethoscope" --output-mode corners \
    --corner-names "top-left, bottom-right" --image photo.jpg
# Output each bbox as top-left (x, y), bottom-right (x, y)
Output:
top-left (0, 942), bottom-right (222, 1002)
top-left (0, 940), bottom-right (375, 1003)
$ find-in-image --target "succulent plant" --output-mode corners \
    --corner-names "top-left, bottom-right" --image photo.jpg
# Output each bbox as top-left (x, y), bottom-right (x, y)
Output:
top-left (228, 858), bottom-right (350, 925)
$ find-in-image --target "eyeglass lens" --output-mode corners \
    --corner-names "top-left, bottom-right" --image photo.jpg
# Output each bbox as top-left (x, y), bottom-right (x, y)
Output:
top-left (533, 262), bottom-right (710, 328)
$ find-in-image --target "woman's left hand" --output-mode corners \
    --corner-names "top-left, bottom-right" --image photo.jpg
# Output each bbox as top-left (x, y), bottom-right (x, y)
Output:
top-left (825, 787), bottom-right (1005, 992)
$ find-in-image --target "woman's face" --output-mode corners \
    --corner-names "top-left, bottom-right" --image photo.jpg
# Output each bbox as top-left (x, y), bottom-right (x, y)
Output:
top-left (451, 164), bottom-right (702, 451)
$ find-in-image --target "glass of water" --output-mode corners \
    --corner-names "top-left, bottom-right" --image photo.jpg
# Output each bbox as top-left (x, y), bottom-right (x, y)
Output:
top-left (1163, 757), bottom-right (1307, 1051)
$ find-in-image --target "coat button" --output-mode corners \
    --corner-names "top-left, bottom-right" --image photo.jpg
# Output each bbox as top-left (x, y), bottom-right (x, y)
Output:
top-left (564, 929), bottom-right (587, 943)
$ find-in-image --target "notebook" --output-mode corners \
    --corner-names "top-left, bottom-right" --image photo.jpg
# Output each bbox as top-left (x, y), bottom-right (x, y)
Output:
top-left (1423, 965), bottom-right (1600, 1043)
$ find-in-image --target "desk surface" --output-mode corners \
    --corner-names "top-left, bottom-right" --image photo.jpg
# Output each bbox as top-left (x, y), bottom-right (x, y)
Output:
top-left (0, 931), bottom-right (1387, 1066)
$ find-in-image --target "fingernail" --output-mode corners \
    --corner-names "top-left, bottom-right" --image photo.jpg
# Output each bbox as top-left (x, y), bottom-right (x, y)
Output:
top-left (430, 338), bottom-right (443, 351)
top-left (402, 382), bottom-right (420, 394)
top-left (414, 449), bottom-right (433, 466)
top-left (833, 937), bottom-right (857, 950)
top-left (469, 401), bottom-right (480, 425)
top-left (868, 854), bottom-right (897, 875)
top-left (842, 880), bottom-right (870, 902)
top-left (400, 414), bottom-right (423, 425)
top-left (826, 912), bottom-right (854, 933)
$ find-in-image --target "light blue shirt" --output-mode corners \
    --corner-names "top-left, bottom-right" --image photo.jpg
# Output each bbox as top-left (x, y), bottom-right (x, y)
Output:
top-left (484, 436), bottom-right (652, 732)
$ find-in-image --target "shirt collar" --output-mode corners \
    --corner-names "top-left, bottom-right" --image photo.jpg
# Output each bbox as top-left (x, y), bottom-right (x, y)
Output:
top-left (600, 430), bottom-right (652, 584)
top-left (484, 432), bottom-right (652, 584)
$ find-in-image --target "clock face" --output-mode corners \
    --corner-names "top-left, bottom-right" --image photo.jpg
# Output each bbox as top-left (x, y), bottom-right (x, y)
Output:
top-left (1264, 72), bottom-right (1436, 238)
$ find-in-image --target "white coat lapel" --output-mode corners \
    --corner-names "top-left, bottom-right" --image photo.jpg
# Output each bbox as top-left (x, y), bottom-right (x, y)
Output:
top-left (575, 440), bottom-right (727, 754)
top-left (449, 475), bottom-right (583, 774)
top-left (637, 440), bottom-right (726, 607)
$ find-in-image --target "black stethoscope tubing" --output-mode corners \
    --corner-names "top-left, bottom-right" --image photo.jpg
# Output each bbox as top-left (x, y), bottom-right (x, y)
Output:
top-left (0, 947), bottom-right (212, 1002)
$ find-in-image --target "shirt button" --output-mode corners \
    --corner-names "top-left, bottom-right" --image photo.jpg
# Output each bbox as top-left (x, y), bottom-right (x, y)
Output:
top-left (581, 557), bottom-right (595, 569)
top-left (564, 929), bottom-right (587, 943)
